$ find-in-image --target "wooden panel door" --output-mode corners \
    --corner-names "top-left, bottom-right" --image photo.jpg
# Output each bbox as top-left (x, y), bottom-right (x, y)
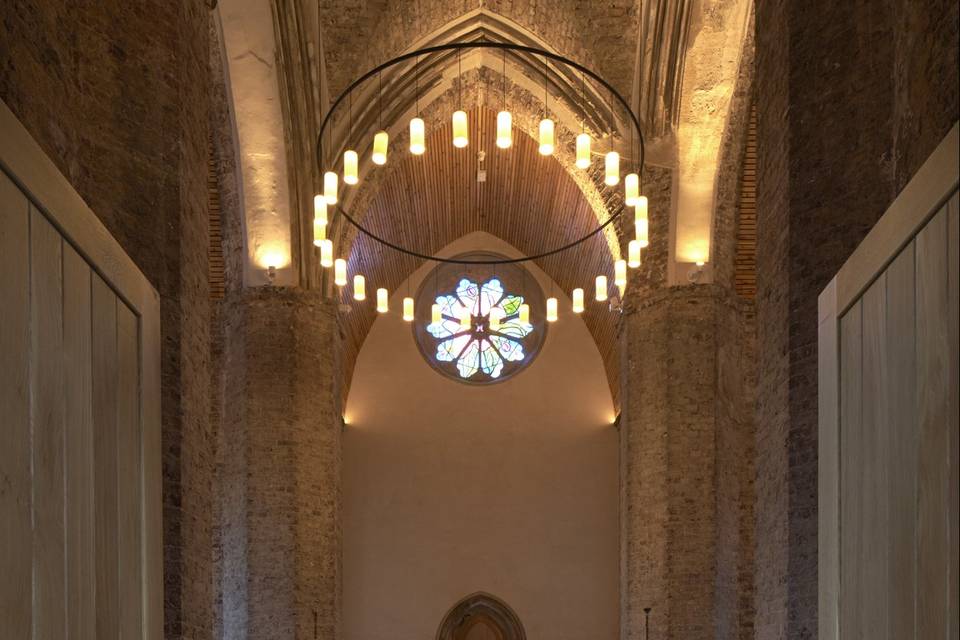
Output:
top-left (0, 100), bottom-right (161, 639)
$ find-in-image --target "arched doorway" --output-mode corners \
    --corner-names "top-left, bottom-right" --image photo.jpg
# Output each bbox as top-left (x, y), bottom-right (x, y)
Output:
top-left (436, 593), bottom-right (527, 640)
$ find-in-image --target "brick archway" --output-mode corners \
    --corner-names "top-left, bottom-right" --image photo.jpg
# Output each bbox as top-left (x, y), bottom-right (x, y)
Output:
top-left (436, 592), bottom-right (526, 640)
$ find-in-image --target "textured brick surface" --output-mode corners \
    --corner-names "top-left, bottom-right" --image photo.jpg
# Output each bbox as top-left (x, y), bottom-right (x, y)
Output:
top-left (620, 283), bottom-right (755, 640)
top-left (220, 287), bottom-right (342, 640)
top-left (0, 2), bottom-right (215, 638)
top-left (754, 1), bottom-right (959, 638)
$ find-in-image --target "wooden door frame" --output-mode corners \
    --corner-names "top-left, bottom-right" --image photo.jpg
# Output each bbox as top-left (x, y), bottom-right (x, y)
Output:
top-left (817, 122), bottom-right (959, 640)
top-left (0, 99), bottom-right (163, 640)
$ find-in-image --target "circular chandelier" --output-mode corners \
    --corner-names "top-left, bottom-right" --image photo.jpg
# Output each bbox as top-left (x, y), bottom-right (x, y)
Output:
top-left (313, 41), bottom-right (651, 327)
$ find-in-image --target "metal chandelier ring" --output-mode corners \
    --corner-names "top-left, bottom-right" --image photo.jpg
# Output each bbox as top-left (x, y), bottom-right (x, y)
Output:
top-left (316, 40), bottom-right (645, 266)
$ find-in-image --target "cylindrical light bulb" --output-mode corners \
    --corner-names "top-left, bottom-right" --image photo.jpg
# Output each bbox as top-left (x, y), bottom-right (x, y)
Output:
top-left (314, 194), bottom-right (328, 226)
top-left (343, 150), bottom-right (359, 185)
top-left (595, 275), bottom-right (608, 301)
top-left (313, 217), bottom-right (326, 246)
top-left (409, 117), bottom-right (425, 155)
top-left (635, 195), bottom-right (649, 247)
top-left (431, 303), bottom-right (442, 325)
top-left (376, 288), bottom-right (389, 313)
top-left (403, 297), bottom-right (414, 322)
top-left (489, 307), bottom-right (503, 332)
top-left (319, 239), bottom-right (333, 268)
top-left (353, 274), bottom-right (366, 300)
top-left (334, 258), bottom-right (347, 287)
top-left (576, 133), bottom-right (591, 169)
top-left (625, 173), bottom-right (639, 206)
top-left (539, 118), bottom-right (555, 155)
top-left (452, 110), bottom-right (469, 148)
top-left (372, 130), bottom-right (389, 165)
top-left (496, 111), bottom-right (512, 149)
top-left (572, 288), bottom-right (585, 313)
top-left (628, 239), bottom-right (642, 268)
top-left (518, 303), bottom-right (530, 324)
top-left (323, 171), bottom-right (338, 205)
top-left (615, 259), bottom-right (627, 290)
top-left (605, 151), bottom-right (620, 186)
top-left (459, 305), bottom-right (472, 331)
top-left (546, 297), bottom-right (558, 322)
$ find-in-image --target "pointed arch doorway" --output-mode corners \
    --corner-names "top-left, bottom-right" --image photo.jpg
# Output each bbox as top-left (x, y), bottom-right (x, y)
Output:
top-left (436, 593), bottom-right (527, 640)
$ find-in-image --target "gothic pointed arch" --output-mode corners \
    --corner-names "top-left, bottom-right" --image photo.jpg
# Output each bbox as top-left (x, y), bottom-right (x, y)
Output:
top-left (436, 592), bottom-right (527, 640)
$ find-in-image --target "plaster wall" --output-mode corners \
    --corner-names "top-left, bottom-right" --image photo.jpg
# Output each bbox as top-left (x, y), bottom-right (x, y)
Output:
top-left (343, 232), bottom-right (618, 639)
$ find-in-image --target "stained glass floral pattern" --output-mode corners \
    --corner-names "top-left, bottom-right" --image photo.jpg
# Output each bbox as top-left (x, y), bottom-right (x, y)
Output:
top-left (426, 277), bottom-right (535, 380)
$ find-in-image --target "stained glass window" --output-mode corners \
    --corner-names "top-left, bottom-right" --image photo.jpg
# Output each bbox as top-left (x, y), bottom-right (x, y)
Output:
top-left (414, 254), bottom-right (545, 384)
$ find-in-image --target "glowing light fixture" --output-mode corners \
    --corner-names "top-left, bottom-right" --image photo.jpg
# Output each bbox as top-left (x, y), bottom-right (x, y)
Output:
top-left (353, 274), bottom-right (366, 300)
top-left (576, 133), bottom-right (591, 169)
top-left (615, 259), bottom-right (627, 290)
top-left (496, 111), bottom-right (513, 149)
top-left (539, 118), bottom-right (555, 155)
top-left (372, 131), bottom-right (389, 165)
top-left (572, 288), bottom-right (585, 313)
top-left (334, 259), bottom-right (347, 287)
top-left (546, 297), bottom-right (558, 322)
top-left (319, 239), bottom-right (334, 268)
top-left (452, 110), bottom-right (469, 148)
top-left (403, 297), bottom-right (415, 321)
top-left (489, 307), bottom-right (503, 331)
top-left (519, 303), bottom-right (530, 325)
top-left (628, 239), bottom-right (641, 268)
top-left (314, 195), bottom-right (328, 226)
top-left (431, 303), bottom-right (442, 325)
top-left (313, 218), bottom-right (326, 246)
top-left (410, 117), bottom-right (426, 155)
top-left (635, 195), bottom-right (649, 247)
top-left (625, 173), bottom-right (639, 206)
top-left (323, 171), bottom-right (338, 205)
top-left (343, 150), bottom-right (359, 184)
top-left (605, 151), bottom-right (620, 186)
top-left (595, 275), bottom-right (608, 301)
top-left (376, 288), bottom-right (389, 313)
top-left (459, 305), bottom-right (472, 331)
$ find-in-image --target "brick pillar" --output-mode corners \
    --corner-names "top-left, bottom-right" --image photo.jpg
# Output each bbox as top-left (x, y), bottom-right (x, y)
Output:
top-left (620, 284), bottom-right (754, 640)
top-left (220, 287), bottom-right (342, 639)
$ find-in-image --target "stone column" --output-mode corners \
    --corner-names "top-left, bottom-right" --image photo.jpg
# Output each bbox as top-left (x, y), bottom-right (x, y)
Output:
top-left (220, 287), bottom-right (342, 639)
top-left (620, 284), bottom-right (754, 640)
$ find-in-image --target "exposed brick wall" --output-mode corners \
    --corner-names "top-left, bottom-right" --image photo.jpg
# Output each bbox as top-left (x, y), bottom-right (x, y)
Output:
top-left (0, 3), bottom-right (215, 637)
top-left (220, 287), bottom-right (342, 640)
top-left (754, 1), bottom-right (959, 638)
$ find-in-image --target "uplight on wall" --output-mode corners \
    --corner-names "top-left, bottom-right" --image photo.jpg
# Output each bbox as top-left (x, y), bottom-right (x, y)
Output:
top-left (605, 151), bottom-right (620, 186)
top-left (353, 274), bottom-right (366, 300)
top-left (334, 259), bottom-right (347, 287)
top-left (372, 131), bottom-right (389, 165)
top-left (323, 171), bottom-right (338, 205)
top-left (343, 150), bottom-right (359, 184)
top-left (572, 288), bottom-right (585, 313)
top-left (403, 297), bottom-right (415, 321)
top-left (376, 288), bottom-right (389, 313)
top-left (452, 110), bottom-right (469, 148)
top-left (410, 117), bottom-right (426, 155)
top-left (539, 118), bottom-right (555, 155)
top-left (496, 111), bottom-right (513, 149)
top-left (595, 275), bottom-right (608, 301)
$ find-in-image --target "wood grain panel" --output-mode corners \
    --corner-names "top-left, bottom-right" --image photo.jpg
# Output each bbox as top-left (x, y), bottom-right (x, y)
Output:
top-left (64, 245), bottom-right (97, 640)
top-left (117, 303), bottom-right (143, 639)
top-left (947, 192), bottom-right (959, 640)
top-left (915, 206), bottom-right (950, 640)
top-left (839, 301), bottom-right (863, 640)
top-left (884, 242), bottom-right (917, 640)
top-left (818, 278), bottom-right (839, 640)
top-left (92, 274), bottom-right (120, 639)
top-left (30, 207), bottom-right (67, 640)
top-left (0, 170), bottom-right (32, 638)
top-left (860, 274), bottom-right (888, 640)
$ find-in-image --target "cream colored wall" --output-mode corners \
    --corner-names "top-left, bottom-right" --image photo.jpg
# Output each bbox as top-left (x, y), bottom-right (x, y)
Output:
top-left (343, 233), bottom-right (619, 639)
